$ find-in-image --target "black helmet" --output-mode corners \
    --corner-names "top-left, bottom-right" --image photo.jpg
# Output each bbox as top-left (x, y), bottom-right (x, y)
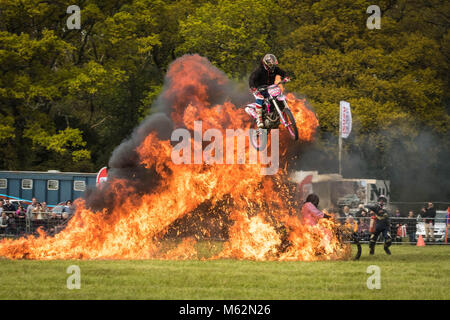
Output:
top-left (305, 193), bottom-right (320, 207)
top-left (262, 54), bottom-right (278, 71)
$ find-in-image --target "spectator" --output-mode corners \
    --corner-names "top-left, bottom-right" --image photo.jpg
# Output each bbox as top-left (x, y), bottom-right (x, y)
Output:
top-left (3, 199), bottom-right (15, 213)
top-left (424, 202), bottom-right (436, 242)
top-left (69, 200), bottom-right (75, 215)
top-left (41, 202), bottom-right (50, 219)
top-left (32, 203), bottom-right (45, 233)
top-left (26, 198), bottom-right (38, 220)
top-left (0, 199), bottom-right (3, 215)
top-left (63, 200), bottom-right (75, 216)
top-left (358, 210), bottom-right (371, 241)
top-left (406, 210), bottom-right (417, 244)
top-left (339, 205), bottom-right (351, 221)
top-left (0, 212), bottom-right (9, 234)
top-left (31, 203), bottom-right (41, 220)
top-left (345, 215), bottom-right (358, 233)
top-left (6, 211), bottom-right (16, 235)
top-left (391, 209), bottom-right (403, 243)
top-left (418, 206), bottom-right (426, 220)
top-left (355, 204), bottom-right (367, 218)
top-left (16, 205), bottom-right (27, 234)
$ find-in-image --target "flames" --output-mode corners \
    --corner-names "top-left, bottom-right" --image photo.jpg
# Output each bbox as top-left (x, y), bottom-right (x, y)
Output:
top-left (0, 54), bottom-right (349, 261)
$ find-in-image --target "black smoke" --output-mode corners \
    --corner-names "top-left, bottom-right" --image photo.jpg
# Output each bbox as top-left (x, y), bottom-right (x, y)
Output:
top-left (289, 124), bottom-right (450, 208)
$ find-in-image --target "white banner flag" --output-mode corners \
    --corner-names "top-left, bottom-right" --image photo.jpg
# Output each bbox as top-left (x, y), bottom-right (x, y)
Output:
top-left (340, 101), bottom-right (352, 139)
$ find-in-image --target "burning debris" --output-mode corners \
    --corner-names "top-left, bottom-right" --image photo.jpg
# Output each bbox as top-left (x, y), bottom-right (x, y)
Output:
top-left (0, 55), bottom-right (349, 261)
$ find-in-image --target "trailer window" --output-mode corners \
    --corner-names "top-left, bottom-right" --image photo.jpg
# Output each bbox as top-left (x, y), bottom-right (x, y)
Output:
top-left (47, 180), bottom-right (59, 191)
top-left (0, 179), bottom-right (6, 189)
top-left (74, 180), bottom-right (86, 192)
top-left (22, 179), bottom-right (33, 190)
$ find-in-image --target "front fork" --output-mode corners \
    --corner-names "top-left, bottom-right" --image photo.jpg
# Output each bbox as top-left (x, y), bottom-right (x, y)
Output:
top-left (269, 98), bottom-right (289, 127)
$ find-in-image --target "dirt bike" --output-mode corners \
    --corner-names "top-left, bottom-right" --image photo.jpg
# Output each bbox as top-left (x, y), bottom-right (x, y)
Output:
top-left (244, 78), bottom-right (299, 151)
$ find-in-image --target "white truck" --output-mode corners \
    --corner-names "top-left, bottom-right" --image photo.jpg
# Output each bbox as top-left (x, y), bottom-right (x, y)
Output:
top-left (290, 171), bottom-right (390, 210)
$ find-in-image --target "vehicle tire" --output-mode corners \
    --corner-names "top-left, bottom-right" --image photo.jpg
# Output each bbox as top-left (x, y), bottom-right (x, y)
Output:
top-left (283, 108), bottom-right (299, 141)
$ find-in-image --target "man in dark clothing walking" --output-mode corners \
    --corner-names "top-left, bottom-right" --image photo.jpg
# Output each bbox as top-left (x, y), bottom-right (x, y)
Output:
top-left (369, 208), bottom-right (392, 255)
top-left (424, 202), bottom-right (436, 242)
top-left (406, 210), bottom-right (417, 244)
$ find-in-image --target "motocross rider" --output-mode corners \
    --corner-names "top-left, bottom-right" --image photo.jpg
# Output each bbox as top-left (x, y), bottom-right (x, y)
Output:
top-left (249, 54), bottom-right (288, 129)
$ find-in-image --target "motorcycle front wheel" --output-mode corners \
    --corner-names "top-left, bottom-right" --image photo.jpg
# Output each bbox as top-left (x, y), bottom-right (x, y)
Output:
top-left (282, 108), bottom-right (299, 141)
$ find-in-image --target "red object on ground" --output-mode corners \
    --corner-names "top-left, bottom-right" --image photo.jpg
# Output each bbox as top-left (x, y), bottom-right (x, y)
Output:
top-left (417, 234), bottom-right (425, 247)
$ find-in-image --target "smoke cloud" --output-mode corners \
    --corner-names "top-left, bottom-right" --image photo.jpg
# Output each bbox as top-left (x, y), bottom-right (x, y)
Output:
top-left (291, 124), bottom-right (450, 208)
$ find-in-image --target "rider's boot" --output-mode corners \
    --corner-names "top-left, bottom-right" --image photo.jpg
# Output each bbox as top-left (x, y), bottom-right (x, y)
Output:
top-left (256, 106), bottom-right (264, 129)
top-left (369, 239), bottom-right (375, 255)
top-left (384, 239), bottom-right (392, 255)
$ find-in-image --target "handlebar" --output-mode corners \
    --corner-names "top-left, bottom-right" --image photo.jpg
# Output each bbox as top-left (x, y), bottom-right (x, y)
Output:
top-left (255, 78), bottom-right (290, 93)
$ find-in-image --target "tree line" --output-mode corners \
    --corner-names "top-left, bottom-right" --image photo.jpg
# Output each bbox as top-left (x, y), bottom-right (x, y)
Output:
top-left (0, 0), bottom-right (448, 201)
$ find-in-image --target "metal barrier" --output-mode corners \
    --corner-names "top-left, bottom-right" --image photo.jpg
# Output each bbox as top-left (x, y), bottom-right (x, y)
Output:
top-left (0, 211), bottom-right (71, 238)
top-left (335, 216), bottom-right (450, 244)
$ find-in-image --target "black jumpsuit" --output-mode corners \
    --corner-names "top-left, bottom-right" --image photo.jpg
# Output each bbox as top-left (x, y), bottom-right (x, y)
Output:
top-left (368, 206), bottom-right (392, 253)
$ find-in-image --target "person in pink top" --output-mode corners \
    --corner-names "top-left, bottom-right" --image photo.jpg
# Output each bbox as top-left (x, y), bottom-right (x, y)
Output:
top-left (301, 194), bottom-right (330, 225)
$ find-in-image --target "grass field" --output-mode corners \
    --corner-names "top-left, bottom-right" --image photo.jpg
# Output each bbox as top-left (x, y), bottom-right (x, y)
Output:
top-left (0, 244), bottom-right (449, 300)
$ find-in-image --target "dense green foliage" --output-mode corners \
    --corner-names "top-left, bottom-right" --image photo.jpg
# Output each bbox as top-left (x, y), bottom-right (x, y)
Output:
top-left (0, 0), bottom-right (448, 200)
top-left (0, 245), bottom-right (449, 299)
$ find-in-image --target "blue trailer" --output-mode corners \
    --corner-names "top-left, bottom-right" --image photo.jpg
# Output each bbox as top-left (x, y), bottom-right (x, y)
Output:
top-left (0, 170), bottom-right (97, 206)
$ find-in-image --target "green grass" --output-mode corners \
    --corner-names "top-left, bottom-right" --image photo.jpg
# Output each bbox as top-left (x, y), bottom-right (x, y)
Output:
top-left (0, 244), bottom-right (449, 299)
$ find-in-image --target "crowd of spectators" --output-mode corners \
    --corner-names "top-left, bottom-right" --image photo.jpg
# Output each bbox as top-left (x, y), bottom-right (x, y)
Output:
top-left (328, 202), bottom-right (448, 244)
top-left (0, 198), bottom-right (75, 237)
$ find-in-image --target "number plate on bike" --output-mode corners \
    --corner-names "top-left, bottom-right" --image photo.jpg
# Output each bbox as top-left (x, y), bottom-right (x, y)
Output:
top-left (268, 86), bottom-right (281, 96)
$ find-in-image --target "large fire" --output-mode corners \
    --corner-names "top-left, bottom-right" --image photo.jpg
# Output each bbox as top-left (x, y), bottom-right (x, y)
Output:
top-left (0, 55), bottom-right (350, 261)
